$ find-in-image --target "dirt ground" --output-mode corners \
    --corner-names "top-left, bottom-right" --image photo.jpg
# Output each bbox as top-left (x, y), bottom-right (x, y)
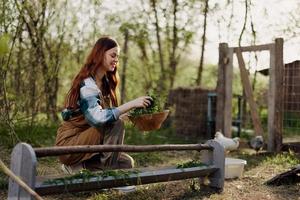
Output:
top-left (1, 143), bottom-right (300, 200)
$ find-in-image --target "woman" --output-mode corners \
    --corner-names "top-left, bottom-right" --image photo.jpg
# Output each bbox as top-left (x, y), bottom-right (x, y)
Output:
top-left (56, 36), bottom-right (152, 173)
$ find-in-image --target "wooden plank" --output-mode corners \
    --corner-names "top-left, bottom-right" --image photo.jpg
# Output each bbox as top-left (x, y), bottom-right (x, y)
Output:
top-left (233, 43), bottom-right (273, 52)
top-left (8, 143), bottom-right (37, 200)
top-left (236, 48), bottom-right (264, 136)
top-left (274, 38), bottom-right (284, 152)
top-left (34, 144), bottom-right (213, 157)
top-left (35, 166), bottom-right (218, 195)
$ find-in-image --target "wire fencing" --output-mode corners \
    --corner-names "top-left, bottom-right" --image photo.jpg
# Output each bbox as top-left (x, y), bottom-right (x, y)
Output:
top-left (283, 61), bottom-right (300, 139)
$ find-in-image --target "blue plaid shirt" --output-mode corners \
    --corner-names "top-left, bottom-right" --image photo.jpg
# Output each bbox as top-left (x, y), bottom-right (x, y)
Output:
top-left (79, 77), bottom-right (120, 127)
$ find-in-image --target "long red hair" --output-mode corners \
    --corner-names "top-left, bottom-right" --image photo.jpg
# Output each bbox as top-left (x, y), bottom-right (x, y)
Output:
top-left (65, 36), bottom-right (119, 109)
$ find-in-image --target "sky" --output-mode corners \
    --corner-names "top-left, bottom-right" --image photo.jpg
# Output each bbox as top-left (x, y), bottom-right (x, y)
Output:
top-left (81, 0), bottom-right (300, 71)
top-left (201, 0), bottom-right (300, 70)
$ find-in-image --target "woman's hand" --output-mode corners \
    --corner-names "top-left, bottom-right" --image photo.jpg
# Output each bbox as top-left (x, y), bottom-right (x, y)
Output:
top-left (130, 96), bottom-right (153, 109)
top-left (116, 96), bottom-right (153, 116)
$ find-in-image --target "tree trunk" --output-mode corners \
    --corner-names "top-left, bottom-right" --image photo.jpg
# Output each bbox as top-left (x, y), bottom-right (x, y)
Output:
top-left (120, 29), bottom-right (129, 104)
top-left (196, 0), bottom-right (209, 86)
top-left (20, 0), bottom-right (63, 122)
top-left (136, 38), bottom-right (153, 91)
top-left (169, 0), bottom-right (178, 89)
top-left (150, 0), bottom-right (166, 93)
top-left (239, 0), bottom-right (249, 127)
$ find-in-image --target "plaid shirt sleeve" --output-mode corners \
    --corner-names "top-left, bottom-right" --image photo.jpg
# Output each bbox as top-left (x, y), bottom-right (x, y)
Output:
top-left (79, 77), bottom-right (120, 127)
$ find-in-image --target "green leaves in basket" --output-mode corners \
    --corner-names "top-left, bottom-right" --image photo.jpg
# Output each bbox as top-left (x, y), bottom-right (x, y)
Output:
top-left (129, 95), bottom-right (162, 117)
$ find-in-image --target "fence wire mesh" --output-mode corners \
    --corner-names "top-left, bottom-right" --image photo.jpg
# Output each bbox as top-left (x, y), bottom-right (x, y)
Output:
top-left (283, 61), bottom-right (300, 139)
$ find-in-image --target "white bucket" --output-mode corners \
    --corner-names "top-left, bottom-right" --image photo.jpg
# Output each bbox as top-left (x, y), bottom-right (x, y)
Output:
top-left (225, 157), bottom-right (247, 179)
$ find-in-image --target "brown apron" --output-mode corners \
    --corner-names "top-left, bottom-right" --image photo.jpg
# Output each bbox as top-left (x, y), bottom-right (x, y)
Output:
top-left (55, 95), bottom-right (126, 167)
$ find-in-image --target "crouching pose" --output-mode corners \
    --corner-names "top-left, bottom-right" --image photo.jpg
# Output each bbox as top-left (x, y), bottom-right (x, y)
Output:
top-left (56, 36), bottom-right (152, 173)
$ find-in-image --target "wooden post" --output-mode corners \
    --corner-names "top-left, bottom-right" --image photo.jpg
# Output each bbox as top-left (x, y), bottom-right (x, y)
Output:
top-left (224, 48), bottom-right (234, 137)
top-left (216, 43), bottom-right (233, 137)
top-left (0, 159), bottom-right (43, 200)
top-left (216, 43), bottom-right (226, 134)
top-left (268, 44), bottom-right (276, 152)
top-left (8, 143), bottom-right (37, 200)
top-left (236, 48), bottom-right (264, 136)
top-left (268, 38), bottom-right (283, 152)
top-left (201, 140), bottom-right (225, 190)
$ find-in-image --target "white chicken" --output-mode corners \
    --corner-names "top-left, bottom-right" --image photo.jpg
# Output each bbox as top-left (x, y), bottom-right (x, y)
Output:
top-left (214, 131), bottom-right (240, 151)
top-left (249, 135), bottom-right (264, 153)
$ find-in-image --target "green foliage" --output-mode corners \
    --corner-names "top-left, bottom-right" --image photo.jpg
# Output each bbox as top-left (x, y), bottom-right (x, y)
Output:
top-left (44, 168), bottom-right (140, 186)
top-left (0, 122), bottom-right (58, 148)
top-left (124, 124), bottom-right (192, 167)
top-left (124, 124), bottom-right (189, 145)
top-left (0, 33), bottom-right (10, 56)
top-left (129, 94), bottom-right (162, 117)
top-left (91, 194), bottom-right (109, 200)
top-left (176, 160), bottom-right (207, 169)
top-left (131, 152), bottom-right (164, 167)
top-left (263, 150), bottom-right (300, 168)
top-left (174, 61), bottom-right (218, 89)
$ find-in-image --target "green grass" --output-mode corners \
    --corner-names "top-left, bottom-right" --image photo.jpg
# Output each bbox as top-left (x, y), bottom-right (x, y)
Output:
top-left (0, 120), bottom-right (188, 149)
top-left (235, 149), bottom-right (300, 173)
top-left (0, 122), bottom-right (58, 148)
top-left (130, 152), bottom-right (165, 167)
top-left (124, 123), bottom-right (192, 145)
top-left (263, 150), bottom-right (300, 168)
top-left (124, 124), bottom-right (194, 167)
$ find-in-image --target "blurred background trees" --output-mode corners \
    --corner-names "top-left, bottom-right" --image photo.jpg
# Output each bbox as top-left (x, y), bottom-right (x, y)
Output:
top-left (0, 0), bottom-right (299, 144)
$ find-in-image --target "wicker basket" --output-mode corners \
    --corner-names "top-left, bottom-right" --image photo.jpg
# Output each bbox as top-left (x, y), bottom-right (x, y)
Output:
top-left (128, 110), bottom-right (170, 131)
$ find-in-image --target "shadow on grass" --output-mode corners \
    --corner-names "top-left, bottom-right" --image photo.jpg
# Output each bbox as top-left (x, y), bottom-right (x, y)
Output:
top-left (90, 181), bottom-right (221, 200)
top-left (173, 185), bottom-right (222, 200)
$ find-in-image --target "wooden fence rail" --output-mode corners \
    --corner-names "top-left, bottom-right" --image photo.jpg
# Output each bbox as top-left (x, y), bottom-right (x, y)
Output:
top-left (34, 144), bottom-right (213, 157)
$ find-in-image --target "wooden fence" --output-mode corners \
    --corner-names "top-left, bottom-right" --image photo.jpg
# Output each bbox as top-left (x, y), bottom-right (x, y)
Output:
top-left (167, 87), bottom-right (216, 139)
top-left (8, 140), bottom-right (225, 199)
top-left (216, 38), bottom-right (284, 152)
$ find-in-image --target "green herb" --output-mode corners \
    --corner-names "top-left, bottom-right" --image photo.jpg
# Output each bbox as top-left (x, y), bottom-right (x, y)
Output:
top-left (43, 169), bottom-right (140, 186)
top-left (129, 94), bottom-right (162, 117)
top-left (176, 160), bottom-right (207, 169)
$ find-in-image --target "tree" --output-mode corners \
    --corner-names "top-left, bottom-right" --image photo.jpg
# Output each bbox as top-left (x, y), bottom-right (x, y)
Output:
top-left (196, 0), bottom-right (209, 86)
top-left (15, 0), bottom-right (68, 122)
top-left (150, 0), bottom-right (166, 93)
top-left (148, 0), bottom-right (196, 92)
top-left (119, 24), bottom-right (130, 104)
